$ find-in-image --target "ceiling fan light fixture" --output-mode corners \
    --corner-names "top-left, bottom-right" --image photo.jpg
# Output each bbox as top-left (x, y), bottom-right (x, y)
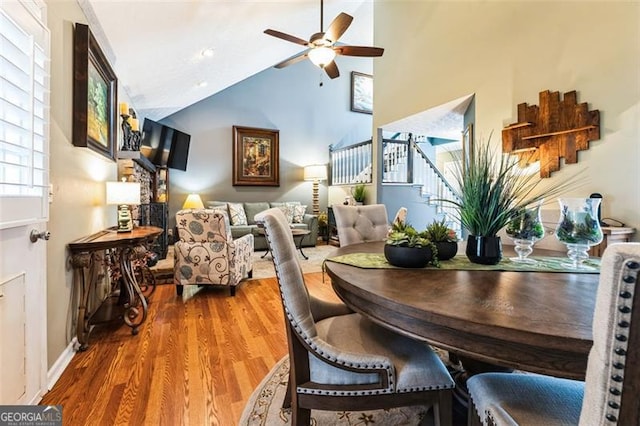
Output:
top-left (308, 46), bottom-right (336, 68)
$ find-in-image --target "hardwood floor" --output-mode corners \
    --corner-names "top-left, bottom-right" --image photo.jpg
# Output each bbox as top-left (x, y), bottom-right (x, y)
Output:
top-left (41, 272), bottom-right (338, 425)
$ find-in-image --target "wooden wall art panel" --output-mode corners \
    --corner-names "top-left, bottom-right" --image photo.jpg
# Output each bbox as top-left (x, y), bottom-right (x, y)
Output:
top-left (502, 90), bottom-right (600, 178)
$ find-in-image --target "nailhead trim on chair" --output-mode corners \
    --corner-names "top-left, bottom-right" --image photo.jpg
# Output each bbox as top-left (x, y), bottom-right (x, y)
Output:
top-left (603, 257), bottom-right (639, 423)
top-left (264, 219), bottom-right (453, 398)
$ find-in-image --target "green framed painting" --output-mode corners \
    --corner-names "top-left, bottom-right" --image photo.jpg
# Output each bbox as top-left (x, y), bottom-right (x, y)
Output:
top-left (72, 23), bottom-right (117, 161)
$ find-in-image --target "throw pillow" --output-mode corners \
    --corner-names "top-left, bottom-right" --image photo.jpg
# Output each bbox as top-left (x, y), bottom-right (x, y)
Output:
top-left (276, 204), bottom-right (294, 223)
top-left (227, 202), bottom-right (248, 226)
top-left (292, 205), bottom-right (307, 223)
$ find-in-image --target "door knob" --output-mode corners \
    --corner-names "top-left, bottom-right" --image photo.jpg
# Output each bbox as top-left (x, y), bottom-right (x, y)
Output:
top-left (30, 230), bottom-right (51, 243)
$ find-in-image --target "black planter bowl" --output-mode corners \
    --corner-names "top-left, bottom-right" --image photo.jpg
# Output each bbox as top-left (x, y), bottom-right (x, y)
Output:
top-left (384, 244), bottom-right (433, 268)
top-left (434, 241), bottom-right (458, 261)
top-left (466, 235), bottom-right (503, 265)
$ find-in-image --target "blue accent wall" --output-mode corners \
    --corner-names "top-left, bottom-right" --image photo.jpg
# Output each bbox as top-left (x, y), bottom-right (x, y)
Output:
top-left (161, 57), bottom-right (373, 226)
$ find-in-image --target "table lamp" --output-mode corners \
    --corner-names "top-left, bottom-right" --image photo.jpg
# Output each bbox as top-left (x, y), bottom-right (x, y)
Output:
top-left (106, 180), bottom-right (141, 232)
top-left (303, 164), bottom-right (327, 215)
top-left (182, 193), bottom-right (204, 209)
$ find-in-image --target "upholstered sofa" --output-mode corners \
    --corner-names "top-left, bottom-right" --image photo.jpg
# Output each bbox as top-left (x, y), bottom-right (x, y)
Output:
top-left (205, 201), bottom-right (318, 251)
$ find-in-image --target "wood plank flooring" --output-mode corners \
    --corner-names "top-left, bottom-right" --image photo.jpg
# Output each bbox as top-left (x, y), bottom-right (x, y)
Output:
top-left (41, 272), bottom-right (338, 425)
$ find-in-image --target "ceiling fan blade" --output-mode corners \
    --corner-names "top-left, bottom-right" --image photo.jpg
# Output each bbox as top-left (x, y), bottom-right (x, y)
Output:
top-left (274, 51), bottom-right (309, 69)
top-left (264, 29), bottom-right (309, 47)
top-left (324, 61), bottom-right (340, 79)
top-left (335, 45), bottom-right (384, 57)
top-left (325, 13), bottom-right (353, 42)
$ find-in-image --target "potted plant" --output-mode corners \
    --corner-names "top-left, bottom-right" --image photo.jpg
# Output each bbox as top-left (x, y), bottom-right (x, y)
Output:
top-left (385, 219), bottom-right (439, 268)
top-left (351, 184), bottom-right (366, 205)
top-left (442, 135), bottom-right (576, 265)
top-left (317, 211), bottom-right (329, 242)
top-left (424, 218), bottom-right (459, 260)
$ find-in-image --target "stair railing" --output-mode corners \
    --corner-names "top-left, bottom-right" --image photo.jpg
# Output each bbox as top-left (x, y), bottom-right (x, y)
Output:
top-left (329, 140), bottom-right (372, 185)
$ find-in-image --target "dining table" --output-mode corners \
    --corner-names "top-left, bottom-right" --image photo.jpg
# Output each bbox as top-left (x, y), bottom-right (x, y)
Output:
top-left (323, 241), bottom-right (600, 382)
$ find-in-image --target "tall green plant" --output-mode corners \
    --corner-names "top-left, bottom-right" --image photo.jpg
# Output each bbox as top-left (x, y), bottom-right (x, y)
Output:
top-left (442, 135), bottom-right (580, 237)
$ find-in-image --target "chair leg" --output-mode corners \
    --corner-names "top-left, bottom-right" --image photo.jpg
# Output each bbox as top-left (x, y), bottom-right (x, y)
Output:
top-left (230, 286), bottom-right (236, 297)
top-left (434, 390), bottom-right (453, 426)
top-left (248, 269), bottom-right (253, 279)
top-left (467, 398), bottom-right (483, 426)
top-left (291, 404), bottom-right (311, 426)
top-left (282, 374), bottom-right (292, 409)
top-left (176, 285), bottom-right (183, 296)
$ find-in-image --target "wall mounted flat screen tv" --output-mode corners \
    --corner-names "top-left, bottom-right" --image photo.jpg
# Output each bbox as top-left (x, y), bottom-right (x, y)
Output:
top-left (140, 118), bottom-right (191, 170)
top-left (168, 129), bottom-right (191, 171)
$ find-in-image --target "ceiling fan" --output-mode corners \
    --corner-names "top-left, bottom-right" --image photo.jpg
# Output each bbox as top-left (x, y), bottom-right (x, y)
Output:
top-left (264, 0), bottom-right (384, 79)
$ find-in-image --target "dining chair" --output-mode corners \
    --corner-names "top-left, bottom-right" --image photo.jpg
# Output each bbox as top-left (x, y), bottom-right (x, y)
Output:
top-left (255, 207), bottom-right (455, 426)
top-left (333, 204), bottom-right (390, 247)
top-left (467, 243), bottom-right (640, 426)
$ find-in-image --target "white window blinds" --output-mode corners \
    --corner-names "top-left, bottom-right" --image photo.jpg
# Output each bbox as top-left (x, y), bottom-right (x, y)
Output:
top-left (0, 0), bottom-right (50, 198)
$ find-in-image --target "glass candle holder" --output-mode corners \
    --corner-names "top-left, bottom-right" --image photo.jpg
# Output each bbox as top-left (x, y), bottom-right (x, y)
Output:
top-left (554, 198), bottom-right (603, 269)
top-left (506, 200), bottom-right (545, 263)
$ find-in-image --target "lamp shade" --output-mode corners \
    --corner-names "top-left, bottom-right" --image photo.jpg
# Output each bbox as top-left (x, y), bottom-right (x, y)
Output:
top-left (106, 181), bottom-right (141, 205)
top-left (308, 46), bottom-right (336, 68)
top-left (183, 193), bottom-right (204, 209)
top-left (303, 164), bottom-right (327, 181)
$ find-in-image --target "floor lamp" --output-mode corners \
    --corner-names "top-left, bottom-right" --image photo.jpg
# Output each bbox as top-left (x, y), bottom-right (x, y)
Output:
top-left (303, 165), bottom-right (327, 215)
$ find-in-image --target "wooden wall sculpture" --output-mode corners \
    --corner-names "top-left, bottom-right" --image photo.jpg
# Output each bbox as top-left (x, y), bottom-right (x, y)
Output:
top-left (502, 90), bottom-right (600, 178)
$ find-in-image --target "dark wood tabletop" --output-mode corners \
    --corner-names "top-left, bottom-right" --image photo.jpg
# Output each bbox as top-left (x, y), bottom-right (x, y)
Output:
top-left (324, 241), bottom-right (599, 380)
top-left (68, 226), bottom-right (163, 252)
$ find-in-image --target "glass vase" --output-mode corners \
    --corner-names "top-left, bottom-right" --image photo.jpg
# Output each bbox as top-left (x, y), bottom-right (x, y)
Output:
top-left (554, 198), bottom-right (603, 269)
top-left (505, 200), bottom-right (545, 263)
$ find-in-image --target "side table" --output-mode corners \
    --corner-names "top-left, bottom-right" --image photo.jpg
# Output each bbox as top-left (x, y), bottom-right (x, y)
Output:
top-left (258, 228), bottom-right (311, 260)
top-left (68, 226), bottom-right (162, 350)
top-left (589, 226), bottom-right (635, 257)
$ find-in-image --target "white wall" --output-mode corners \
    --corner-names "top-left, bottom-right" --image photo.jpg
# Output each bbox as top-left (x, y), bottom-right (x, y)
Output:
top-left (374, 1), bottom-right (640, 235)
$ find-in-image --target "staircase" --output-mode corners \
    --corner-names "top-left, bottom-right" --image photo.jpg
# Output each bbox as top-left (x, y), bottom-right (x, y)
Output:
top-left (329, 136), bottom-right (461, 235)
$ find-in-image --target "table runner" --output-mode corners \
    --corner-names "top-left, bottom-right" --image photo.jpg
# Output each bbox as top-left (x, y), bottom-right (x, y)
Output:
top-left (325, 253), bottom-right (600, 273)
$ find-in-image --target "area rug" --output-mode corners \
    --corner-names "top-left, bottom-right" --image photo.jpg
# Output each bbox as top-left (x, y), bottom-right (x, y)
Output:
top-left (150, 244), bottom-right (339, 283)
top-left (250, 244), bottom-right (338, 279)
top-left (238, 356), bottom-right (434, 426)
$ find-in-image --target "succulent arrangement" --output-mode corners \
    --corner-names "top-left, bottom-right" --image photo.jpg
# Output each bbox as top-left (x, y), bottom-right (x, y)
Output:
top-left (385, 220), bottom-right (458, 267)
top-left (424, 218), bottom-right (458, 243)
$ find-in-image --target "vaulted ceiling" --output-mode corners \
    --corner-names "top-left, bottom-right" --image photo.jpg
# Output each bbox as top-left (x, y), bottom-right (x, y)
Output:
top-left (81, 0), bottom-right (373, 121)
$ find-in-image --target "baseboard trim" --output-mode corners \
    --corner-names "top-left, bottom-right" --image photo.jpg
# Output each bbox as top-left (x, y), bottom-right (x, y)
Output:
top-left (47, 338), bottom-right (77, 390)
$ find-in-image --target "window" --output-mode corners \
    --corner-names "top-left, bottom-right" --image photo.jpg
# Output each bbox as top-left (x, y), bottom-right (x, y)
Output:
top-left (0, 0), bottom-right (49, 198)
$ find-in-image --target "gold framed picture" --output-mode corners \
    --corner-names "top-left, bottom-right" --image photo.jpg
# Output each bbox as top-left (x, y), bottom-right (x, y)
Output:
top-left (232, 126), bottom-right (280, 186)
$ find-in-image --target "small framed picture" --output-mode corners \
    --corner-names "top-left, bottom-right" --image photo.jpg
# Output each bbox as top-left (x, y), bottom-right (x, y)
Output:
top-left (351, 71), bottom-right (373, 114)
top-left (232, 126), bottom-right (280, 186)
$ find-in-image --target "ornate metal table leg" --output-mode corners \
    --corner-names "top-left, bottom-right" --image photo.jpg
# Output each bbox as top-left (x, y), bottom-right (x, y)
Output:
top-left (119, 245), bottom-right (148, 334)
top-left (70, 252), bottom-right (97, 351)
top-left (295, 235), bottom-right (309, 260)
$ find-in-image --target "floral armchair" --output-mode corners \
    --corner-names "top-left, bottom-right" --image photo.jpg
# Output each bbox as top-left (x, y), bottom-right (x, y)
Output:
top-left (174, 209), bottom-right (253, 296)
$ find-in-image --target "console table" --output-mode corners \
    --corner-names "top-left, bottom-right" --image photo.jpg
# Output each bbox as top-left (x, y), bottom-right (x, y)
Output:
top-left (68, 226), bottom-right (162, 350)
top-left (589, 226), bottom-right (635, 257)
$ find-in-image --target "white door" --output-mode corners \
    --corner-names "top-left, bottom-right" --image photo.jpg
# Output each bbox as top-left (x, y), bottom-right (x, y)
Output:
top-left (0, 0), bottom-right (50, 404)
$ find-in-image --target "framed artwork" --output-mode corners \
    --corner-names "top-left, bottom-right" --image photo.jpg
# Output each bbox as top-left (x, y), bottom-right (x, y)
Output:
top-left (351, 71), bottom-right (373, 114)
top-left (232, 126), bottom-right (280, 186)
top-left (461, 123), bottom-right (474, 174)
top-left (72, 23), bottom-right (117, 161)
